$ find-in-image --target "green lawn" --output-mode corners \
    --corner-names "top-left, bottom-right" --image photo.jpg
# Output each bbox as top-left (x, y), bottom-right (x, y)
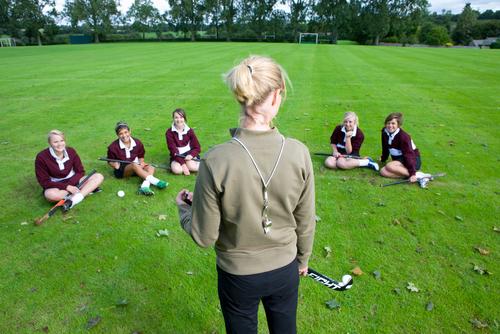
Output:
top-left (0, 42), bottom-right (498, 333)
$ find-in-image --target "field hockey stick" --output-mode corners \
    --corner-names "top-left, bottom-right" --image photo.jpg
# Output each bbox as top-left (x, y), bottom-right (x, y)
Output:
top-left (35, 169), bottom-right (97, 226)
top-left (98, 157), bottom-right (170, 170)
top-left (313, 152), bottom-right (363, 159)
top-left (307, 268), bottom-right (353, 291)
top-left (175, 153), bottom-right (201, 162)
top-left (381, 172), bottom-right (446, 187)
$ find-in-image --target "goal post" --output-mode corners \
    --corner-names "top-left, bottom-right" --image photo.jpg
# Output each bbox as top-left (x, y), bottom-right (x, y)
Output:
top-left (0, 38), bottom-right (16, 47)
top-left (299, 33), bottom-right (318, 44)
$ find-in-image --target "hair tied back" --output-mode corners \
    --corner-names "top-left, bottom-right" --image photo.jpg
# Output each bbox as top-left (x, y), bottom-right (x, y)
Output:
top-left (247, 65), bottom-right (253, 75)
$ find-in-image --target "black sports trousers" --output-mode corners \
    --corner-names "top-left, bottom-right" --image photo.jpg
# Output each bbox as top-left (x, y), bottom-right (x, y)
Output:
top-left (217, 259), bottom-right (299, 334)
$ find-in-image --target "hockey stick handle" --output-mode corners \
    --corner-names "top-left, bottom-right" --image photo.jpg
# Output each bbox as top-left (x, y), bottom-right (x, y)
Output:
top-left (313, 152), bottom-right (363, 159)
top-left (175, 153), bottom-right (201, 162)
top-left (381, 179), bottom-right (410, 187)
top-left (76, 169), bottom-right (97, 188)
top-left (98, 157), bottom-right (170, 170)
top-left (382, 173), bottom-right (446, 187)
top-left (307, 268), bottom-right (353, 291)
top-left (98, 157), bottom-right (139, 165)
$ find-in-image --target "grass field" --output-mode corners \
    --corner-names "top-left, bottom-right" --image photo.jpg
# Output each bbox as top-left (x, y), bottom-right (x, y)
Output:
top-left (0, 42), bottom-right (499, 333)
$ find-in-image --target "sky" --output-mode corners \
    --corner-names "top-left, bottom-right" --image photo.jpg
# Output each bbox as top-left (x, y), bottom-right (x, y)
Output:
top-left (54, 0), bottom-right (500, 16)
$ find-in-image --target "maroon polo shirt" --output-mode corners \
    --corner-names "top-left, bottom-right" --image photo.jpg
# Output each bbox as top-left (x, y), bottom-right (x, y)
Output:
top-left (166, 127), bottom-right (201, 164)
top-left (381, 128), bottom-right (420, 176)
top-left (330, 125), bottom-right (364, 156)
top-left (107, 137), bottom-right (145, 163)
top-left (35, 147), bottom-right (85, 190)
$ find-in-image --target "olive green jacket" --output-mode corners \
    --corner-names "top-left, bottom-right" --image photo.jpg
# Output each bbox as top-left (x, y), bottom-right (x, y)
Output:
top-left (178, 127), bottom-right (315, 275)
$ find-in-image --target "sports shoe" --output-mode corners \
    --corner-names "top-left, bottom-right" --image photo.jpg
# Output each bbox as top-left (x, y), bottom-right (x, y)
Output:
top-left (89, 187), bottom-right (102, 195)
top-left (156, 180), bottom-right (168, 189)
top-left (138, 186), bottom-right (154, 196)
top-left (416, 171), bottom-right (432, 179)
top-left (62, 199), bottom-right (73, 212)
top-left (367, 158), bottom-right (380, 171)
top-left (418, 178), bottom-right (430, 188)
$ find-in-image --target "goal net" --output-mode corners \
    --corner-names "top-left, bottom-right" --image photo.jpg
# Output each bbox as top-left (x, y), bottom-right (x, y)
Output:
top-left (299, 33), bottom-right (318, 44)
top-left (0, 38), bottom-right (16, 47)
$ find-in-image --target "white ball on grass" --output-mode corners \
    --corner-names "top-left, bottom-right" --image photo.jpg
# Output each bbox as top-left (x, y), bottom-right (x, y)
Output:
top-left (117, 190), bottom-right (125, 197)
top-left (342, 275), bottom-right (353, 285)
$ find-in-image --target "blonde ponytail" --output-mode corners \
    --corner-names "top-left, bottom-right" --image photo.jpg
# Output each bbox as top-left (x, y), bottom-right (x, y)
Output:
top-left (224, 55), bottom-right (289, 107)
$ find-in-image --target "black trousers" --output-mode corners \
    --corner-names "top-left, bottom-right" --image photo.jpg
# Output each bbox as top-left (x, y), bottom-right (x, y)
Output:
top-left (217, 259), bottom-right (299, 334)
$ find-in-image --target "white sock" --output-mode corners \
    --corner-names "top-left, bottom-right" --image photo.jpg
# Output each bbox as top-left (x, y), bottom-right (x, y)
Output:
top-left (141, 180), bottom-right (151, 188)
top-left (358, 159), bottom-right (369, 167)
top-left (146, 175), bottom-right (159, 186)
top-left (70, 192), bottom-right (84, 208)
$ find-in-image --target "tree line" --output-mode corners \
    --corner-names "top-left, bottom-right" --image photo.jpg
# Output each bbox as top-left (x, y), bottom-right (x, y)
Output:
top-left (1, 0), bottom-right (499, 46)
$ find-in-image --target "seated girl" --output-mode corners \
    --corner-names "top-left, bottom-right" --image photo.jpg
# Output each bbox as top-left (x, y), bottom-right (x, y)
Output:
top-left (380, 113), bottom-right (431, 187)
top-left (35, 130), bottom-right (104, 210)
top-left (107, 121), bottom-right (167, 195)
top-left (165, 108), bottom-right (201, 175)
top-left (324, 112), bottom-right (379, 171)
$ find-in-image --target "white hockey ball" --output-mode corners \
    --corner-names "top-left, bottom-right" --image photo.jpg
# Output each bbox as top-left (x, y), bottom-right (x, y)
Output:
top-left (117, 190), bottom-right (125, 197)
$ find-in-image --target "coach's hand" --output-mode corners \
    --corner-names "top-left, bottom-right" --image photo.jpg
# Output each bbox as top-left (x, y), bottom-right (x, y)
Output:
top-left (299, 266), bottom-right (308, 276)
top-left (176, 189), bottom-right (193, 206)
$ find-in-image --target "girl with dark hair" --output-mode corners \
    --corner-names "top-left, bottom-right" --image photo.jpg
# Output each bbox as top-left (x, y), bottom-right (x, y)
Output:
top-left (107, 121), bottom-right (168, 195)
top-left (165, 108), bottom-right (201, 175)
top-left (380, 113), bottom-right (432, 187)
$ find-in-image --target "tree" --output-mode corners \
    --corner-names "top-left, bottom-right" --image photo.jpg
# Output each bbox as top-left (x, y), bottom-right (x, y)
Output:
top-left (477, 9), bottom-right (494, 20)
top-left (220, 0), bottom-right (237, 40)
top-left (7, 0), bottom-right (57, 45)
top-left (471, 20), bottom-right (500, 39)
top-left (315, 0), bottom-right (349, 43)
top-left (389, 0), bottom-right (429, 45)
top-left (363, 0), bottom-right (390, 45)
top-left (452, 3), bottom-right (477, 45)
top-left (168, 0), bottom-right (204, 41)
top-left (204, 0), bottom-right (222, 39)
top-left (286, 0), bottom-right (311, 42)
top-left (419, 22), bottom-right (450, 45)
top-left (244, 0), bottom-right (277, 39)
top-left (64, 0), bottom-right (119, 43)
top-left (127, 0), bottom-right (160, 39)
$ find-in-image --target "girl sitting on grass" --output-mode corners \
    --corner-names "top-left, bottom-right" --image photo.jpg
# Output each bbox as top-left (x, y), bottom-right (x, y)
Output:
top-left (324, 111), bottom-right (379, 171)
top-left (35, 129), bottom-right (104, 211)
top-left (165, 108), bottom-right (201, 175)
top-left (107, 121), bottom-right (167, 195)
top-left (380, 112), bottom-right (431, 187)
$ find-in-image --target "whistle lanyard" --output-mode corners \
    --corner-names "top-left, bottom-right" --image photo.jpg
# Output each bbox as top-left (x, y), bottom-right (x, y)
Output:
top-left (232, 135), bottom-right (285, 234)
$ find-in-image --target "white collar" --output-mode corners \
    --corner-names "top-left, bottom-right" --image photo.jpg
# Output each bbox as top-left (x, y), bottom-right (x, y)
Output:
top-left (172, 123), bottom-right (190, 140)
top-left (119, 137), bottom-right (137, 150)
top-left (341, 126), bottom-right (357, 137)
top-left (384, 128), bottom-right (400, 145)
top-left (119, 137), bottom-right (137, 159)
top-left (49, 147), bottom-right (70, 170)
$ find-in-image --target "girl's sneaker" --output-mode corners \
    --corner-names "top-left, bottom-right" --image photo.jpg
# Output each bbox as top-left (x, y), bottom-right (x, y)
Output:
top-left (367, 158), bottom-right (380, 171)
top-left (156, 180), bottom-right (168, 189)
top-left (138, 186), bottom-right (154, 196)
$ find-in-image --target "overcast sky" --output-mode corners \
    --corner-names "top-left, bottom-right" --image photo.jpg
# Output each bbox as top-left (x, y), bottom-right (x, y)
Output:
top-left (54, 0), bottom-right (500, 16)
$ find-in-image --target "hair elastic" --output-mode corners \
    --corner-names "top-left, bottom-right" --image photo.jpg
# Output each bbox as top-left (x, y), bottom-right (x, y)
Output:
top-left (247, 65), bottom-right (253, 74)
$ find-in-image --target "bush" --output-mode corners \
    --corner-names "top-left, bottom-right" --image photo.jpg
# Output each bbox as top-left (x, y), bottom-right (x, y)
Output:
top-left (382, 36), bottom-right (399, 43)
top-left (421, 24), bottom-right (451, 46)
top-left (490, 39), bottom-right (500, 49)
